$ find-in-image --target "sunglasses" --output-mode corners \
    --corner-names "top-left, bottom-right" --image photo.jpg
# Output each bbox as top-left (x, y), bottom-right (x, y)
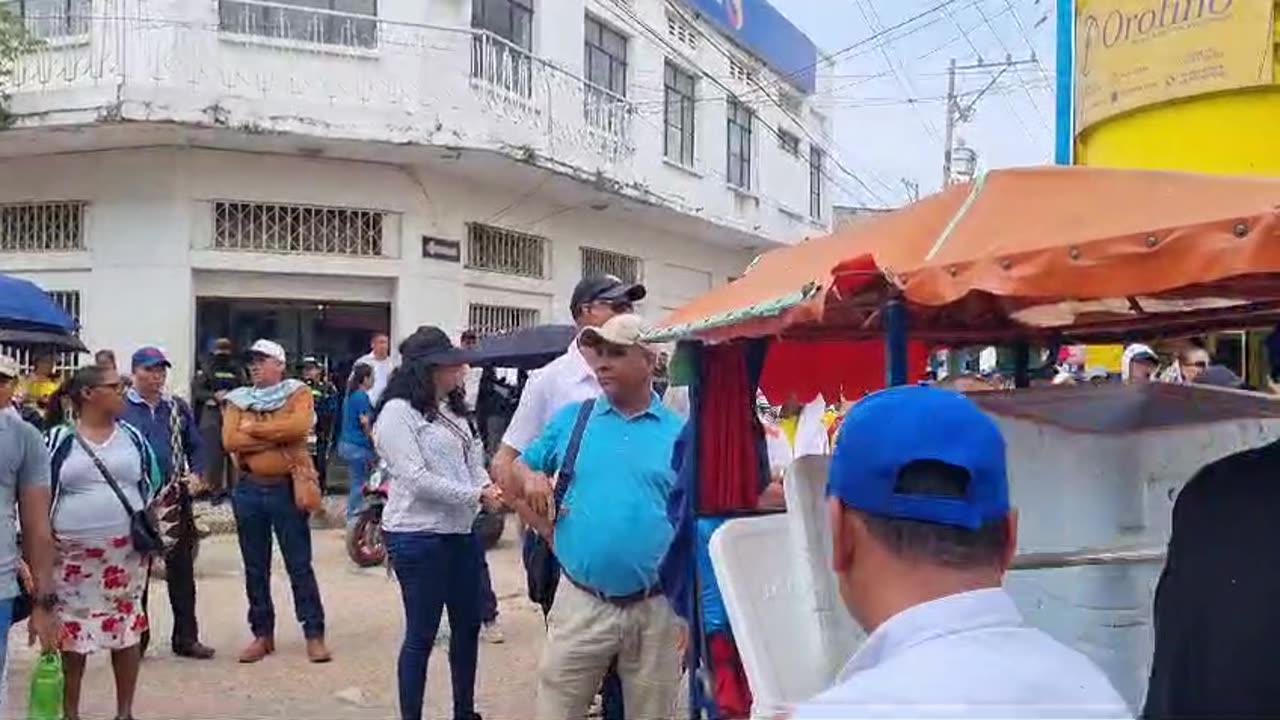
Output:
top-left (589, 299), bottom-right (633, 314)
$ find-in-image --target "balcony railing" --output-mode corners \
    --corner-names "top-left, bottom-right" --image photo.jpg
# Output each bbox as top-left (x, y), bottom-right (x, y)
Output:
top-left (8, 7), bottom-right (636, 164)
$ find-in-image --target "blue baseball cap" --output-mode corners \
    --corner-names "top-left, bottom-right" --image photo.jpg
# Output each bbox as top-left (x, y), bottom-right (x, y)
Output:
top-left (828, 385), bottom-right (1008, 529)
top-left (131, 346), bottom-right (171, 370)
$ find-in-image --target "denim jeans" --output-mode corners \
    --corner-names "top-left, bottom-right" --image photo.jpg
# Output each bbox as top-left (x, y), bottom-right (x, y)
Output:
top-left (387, 531), bottom-right (482, 720)
top-left (339, 441), bottom-right (375, 521)
top-left (479, 550), bottom-right (498, 625)
top-left (0, 596), bottom-right (13, 683)
top-left (233, 477), bottom-right (326, 639)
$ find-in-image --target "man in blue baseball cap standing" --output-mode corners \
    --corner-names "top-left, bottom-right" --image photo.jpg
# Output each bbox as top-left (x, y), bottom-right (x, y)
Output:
top-left (791, 386), bottom-right (1128, 719)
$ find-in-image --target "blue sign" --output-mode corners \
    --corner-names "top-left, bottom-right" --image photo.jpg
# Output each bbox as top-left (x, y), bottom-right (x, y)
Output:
top-left (682, 0), bottom-right (818, 95)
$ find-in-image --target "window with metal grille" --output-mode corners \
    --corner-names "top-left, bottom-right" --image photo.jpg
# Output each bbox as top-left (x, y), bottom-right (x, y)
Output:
top-left (663, 61), bottom-right (696, 167)
top-left (777, 129), bottom-right (800, 157)
top-left (584, 15), bottom-right (629, 135)
top-left (726, 97), bottom-right (754, 190)
top-left (1, 289), bottom-right (82, 373)
top-left (665, 11), bottom-right (697, 50)
top-left (468, 303), bottom-right (541, 337)
top-left (0, 201), bottom-right (86, 252)
top-left (470, 0), bottom-right (534, 97)
top-left (581, 247), bottom-right (641, 284)
top-left (465, 223), bottom-right (547, 278)
top-left (217, 0), bottom-right (378, 49)
top-left (0, 0), bottom-right (90, 39)
top-left (212, 201), bottom-right (384, 256)
top-left (810, 145), bottom-right (825, 219)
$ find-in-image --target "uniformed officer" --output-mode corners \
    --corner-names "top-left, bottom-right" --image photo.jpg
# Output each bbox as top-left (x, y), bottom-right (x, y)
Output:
top-left (302, 356), bottom-right (340, 493)
top-left (791, 386), bottom-right (1129, 719)
top-left (191, 337), bottom-right (247, 504)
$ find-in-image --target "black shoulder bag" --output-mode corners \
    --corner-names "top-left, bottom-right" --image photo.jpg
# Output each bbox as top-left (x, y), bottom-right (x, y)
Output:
top-left (74, 434), bottom-right (165, 556)
top-left (523, 399), bottom-right (595, 615)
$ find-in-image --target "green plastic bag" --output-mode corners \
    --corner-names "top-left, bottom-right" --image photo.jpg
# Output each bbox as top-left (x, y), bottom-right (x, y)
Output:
top-left (27, 651), bottom-right (63, 720)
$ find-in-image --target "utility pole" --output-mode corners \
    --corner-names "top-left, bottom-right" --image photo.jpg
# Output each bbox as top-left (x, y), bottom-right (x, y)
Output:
top-left (942, 54), bottom-right (1040, 187)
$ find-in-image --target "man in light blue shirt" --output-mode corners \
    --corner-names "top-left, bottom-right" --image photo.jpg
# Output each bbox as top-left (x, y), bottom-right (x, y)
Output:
top-left (513, 314), bottom-right (684, 720)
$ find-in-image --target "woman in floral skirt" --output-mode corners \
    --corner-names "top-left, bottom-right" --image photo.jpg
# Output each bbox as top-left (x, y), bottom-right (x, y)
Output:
top-left (45, 365), bottom-right (161, 720)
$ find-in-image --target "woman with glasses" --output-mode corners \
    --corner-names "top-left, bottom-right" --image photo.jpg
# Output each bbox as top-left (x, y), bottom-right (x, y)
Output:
top-left (45, 365), bottom-right (162, 720)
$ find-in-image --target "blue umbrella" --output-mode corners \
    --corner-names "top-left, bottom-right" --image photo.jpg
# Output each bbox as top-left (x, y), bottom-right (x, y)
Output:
top-left (0, 274), bottom-right (77, 332)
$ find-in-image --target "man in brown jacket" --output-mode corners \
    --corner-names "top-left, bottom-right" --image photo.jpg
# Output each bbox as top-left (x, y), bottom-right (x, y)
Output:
top-left (223, 339), bottom-right (331, 664)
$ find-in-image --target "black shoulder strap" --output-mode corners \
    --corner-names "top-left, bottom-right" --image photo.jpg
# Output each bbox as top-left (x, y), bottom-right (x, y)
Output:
top-left (552, 399), bottom-right (595, 513)
top-left (73, 432), bottom-right (139, 515)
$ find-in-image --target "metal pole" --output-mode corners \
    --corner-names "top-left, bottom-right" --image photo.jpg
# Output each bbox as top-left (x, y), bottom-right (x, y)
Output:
top-left (885, 297), bottom-right (909, 386)
top-left (1054, 0), bottom-right (1074, 165)
top-left (942, 58), bottom-right (957, 187)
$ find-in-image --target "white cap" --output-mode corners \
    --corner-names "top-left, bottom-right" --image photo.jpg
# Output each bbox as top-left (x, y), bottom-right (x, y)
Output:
top-left (579, 314), bottom-right (651, 348)
top-left (248, 339), bottom-right (287, 363)
top-left (0, 354), bottom-right (18, 379)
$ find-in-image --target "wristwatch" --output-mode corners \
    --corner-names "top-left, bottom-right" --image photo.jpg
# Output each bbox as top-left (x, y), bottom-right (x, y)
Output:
top-left (34, 593), bottom-right (57, 612)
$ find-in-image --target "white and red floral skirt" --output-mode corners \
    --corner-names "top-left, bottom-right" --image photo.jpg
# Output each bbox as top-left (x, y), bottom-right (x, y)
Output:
top-left (54, 535), bottom-right (150, 654)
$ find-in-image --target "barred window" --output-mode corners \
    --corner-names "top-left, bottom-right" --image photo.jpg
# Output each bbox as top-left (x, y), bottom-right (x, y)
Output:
top-left (218, 0), bottom-right (378, 49)
top-left (581, 247), bottom-right (641, 284)
top-left (212, 201), bottom-right (384, 256)
top-left (726, 97), bottom-right (754, 190)
top-left (465, 223), bottom-right (548, 279)
top-left (1, 289), bottom-right (82, 373)
top-left (468, 303), bottom-right (541, 336)
top-left (0, 201), bottom-right (86, 252)
top-left (0, 0), bottom-right (91, 40)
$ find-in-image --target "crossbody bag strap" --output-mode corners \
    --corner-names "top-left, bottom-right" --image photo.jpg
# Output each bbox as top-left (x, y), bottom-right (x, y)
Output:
top-left (552, 399), bottom-right (596, 514)
top-left (167, 399), bottom-right (189, 481)
top-left (73, 431), bottom-right (139, 515)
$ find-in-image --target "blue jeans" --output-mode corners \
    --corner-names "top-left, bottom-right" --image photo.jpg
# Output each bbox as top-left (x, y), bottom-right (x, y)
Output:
top-left (479, 550), bottom-right (498, 624)
top-left (339, 441), bottom-right (375, 521)
top-left (387, 531), bottom-right (482, 720)
top-left (232, 477), bottom-right (326, 639)
top-left (0, 596), bottom-right (13, 680)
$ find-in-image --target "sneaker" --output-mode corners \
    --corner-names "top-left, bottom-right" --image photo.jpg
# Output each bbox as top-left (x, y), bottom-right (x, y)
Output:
top-left (480, 621), bottom-right (505, 644)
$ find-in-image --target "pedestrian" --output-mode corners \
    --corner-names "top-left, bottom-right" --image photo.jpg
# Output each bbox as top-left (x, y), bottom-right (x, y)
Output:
top-left (120, 346), bottom-right (214, 660)
top-left (373, 325), bottom-right (503, 720)
top-left (45, 365), bottom-right (163, 720)
top-left (491, 274), bottom-right (645, 720)
top-left (338, 363), bottom-right (377, 523)
top-left (302, 357), bottom-right (340, 493)
top-left (1178, 346), bottom-right (1211, 384)
top-left (513, 314), bottom-right (685, 720)
top-left (191, 338), bottom-right (246, 505)
top-left (19, 350), bottom-right (61, 418)
top-left (356, 332), bottom-right (395, 406)
top-left (222, 339), bottom-right (331, 664)
top-left (1121, 344), bottom-right (1160, 384)
top-left (0, 355), bottom-right (59, 682)
top-left (1143, 430), bottom-right (1280, 719)
top-left (789, 385), bottom-right (1128, 718)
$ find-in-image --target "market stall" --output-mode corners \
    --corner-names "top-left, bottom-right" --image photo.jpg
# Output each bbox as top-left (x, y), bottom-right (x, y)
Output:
top-left (650, 166), bottom-right (1280, 718)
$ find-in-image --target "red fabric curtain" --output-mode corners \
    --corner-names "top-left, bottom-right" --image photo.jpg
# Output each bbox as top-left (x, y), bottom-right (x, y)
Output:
top-left (759, 339), bottom-right (932, 405)
top-left (697, 344), bottom-right (764, 514)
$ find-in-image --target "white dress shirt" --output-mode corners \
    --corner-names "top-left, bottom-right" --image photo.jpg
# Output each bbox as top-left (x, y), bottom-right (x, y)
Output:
top-left (792, 588), bottom-right (1131, 719)
top-left (355, 353), bottom-right (395, 406)
top-left (501, 341), bottom-right (600, 452)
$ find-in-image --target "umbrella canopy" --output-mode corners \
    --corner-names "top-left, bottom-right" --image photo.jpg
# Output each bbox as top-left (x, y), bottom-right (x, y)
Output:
top-left (0, 274), bottom-right (78, 332)
top-left (651, 166), bottom-right (1280, 344)
top-left (466, 324), bottom-right (577, 370)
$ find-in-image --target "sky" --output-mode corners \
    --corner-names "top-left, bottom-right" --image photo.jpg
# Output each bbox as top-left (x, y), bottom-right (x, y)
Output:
top-left (771, 0), bottom-right (1060, 208)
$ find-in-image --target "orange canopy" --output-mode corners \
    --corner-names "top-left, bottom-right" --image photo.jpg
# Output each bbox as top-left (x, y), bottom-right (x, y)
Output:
top-left (652, 166), bottom-right (1280, 344)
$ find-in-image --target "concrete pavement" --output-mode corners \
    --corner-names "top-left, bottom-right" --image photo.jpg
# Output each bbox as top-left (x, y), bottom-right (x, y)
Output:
top-left (3, 526), bottom-right (545, 719)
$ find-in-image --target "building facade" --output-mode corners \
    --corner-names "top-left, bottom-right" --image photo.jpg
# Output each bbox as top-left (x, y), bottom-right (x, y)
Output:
top-left (0, 0), bottom-right (834, 385)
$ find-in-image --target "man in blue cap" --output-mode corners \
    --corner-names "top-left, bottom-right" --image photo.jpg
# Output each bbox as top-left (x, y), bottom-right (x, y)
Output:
top-left (791, 385), bottom-right (1127, 719)
top-left (121, 346), bottom-right (214, 660)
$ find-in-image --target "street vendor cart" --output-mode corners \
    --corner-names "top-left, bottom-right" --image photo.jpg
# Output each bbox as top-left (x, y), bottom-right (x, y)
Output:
top-left (649, 166), bottom-right (1280, 718)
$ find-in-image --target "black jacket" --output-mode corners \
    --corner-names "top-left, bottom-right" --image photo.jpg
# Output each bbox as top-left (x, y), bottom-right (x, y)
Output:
top-left (191, 354), bottom-right (246, 421)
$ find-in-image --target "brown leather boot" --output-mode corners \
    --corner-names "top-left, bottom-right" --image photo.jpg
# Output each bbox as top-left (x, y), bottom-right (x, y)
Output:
top-left (306, 637), bottom-right (332, 664)
top-left (238, 636), bottom-right (275, 664)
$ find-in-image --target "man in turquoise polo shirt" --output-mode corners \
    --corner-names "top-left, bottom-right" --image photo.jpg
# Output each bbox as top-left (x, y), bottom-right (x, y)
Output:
top-left (514, 314), bottom-right (684, 720)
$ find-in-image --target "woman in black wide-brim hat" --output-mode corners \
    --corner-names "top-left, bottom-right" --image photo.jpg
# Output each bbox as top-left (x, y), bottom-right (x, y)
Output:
top-left (373, 326), bottom-right (504, 720)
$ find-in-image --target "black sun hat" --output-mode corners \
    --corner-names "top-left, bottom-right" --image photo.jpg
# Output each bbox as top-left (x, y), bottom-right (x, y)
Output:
top-left (399, 326), bottom-right (475, 366)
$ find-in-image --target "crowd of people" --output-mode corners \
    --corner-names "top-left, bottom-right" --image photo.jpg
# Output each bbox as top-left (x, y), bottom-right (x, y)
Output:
top-left (4, 275), bottom-right (1280, 719)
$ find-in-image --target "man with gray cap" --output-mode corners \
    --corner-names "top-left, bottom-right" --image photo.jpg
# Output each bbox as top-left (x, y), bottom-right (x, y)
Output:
top-left (491, 275), bottom-right (644, 720)
top-left (791, 386), bottom-right (1126, 718)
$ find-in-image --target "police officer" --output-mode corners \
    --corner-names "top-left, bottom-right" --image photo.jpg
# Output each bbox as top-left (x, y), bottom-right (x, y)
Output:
top-left (191, 338), bottom-right (246, 505)
top-left (302, 356), bottom-right (339, 493)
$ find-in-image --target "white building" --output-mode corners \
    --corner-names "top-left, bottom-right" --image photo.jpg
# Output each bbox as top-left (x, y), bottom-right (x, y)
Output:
top-left (0, 0), bottom-right (833, 385)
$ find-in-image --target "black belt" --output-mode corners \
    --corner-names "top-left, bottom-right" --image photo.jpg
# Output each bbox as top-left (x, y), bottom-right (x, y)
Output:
top-left (564, 572), bottom-right (662, 608)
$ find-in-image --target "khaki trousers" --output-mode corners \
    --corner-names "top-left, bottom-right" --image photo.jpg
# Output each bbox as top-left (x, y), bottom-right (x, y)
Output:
top-left (536, 580), bottom-right (682, 720)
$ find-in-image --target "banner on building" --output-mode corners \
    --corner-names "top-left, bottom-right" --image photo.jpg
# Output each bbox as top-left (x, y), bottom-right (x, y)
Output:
top-left (1074, 0), bottom-right (1276, 134)
top-left (681, 0), bottom-right (818, 94)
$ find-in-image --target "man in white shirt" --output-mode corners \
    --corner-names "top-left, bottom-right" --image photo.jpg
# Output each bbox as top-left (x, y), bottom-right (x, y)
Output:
top-left (791, 385), bottom-right (1129, 719)
top-left (491, 273), bottom-right (645, 720)
top-left (354, 332), bottom-right (394, 406)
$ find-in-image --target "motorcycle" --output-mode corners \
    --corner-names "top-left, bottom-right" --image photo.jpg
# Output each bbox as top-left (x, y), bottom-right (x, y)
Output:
top-left (345, 462), bottom-right (508, 567)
